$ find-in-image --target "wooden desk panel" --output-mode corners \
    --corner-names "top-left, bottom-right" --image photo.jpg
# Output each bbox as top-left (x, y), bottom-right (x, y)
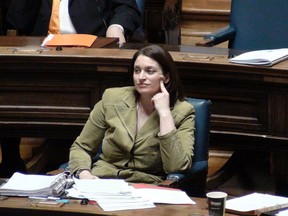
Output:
top-left (2, 43), bottom-right (288, 142)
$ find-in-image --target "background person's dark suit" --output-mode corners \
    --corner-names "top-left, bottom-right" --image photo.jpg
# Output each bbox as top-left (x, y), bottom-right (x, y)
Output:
top-left (6, 0), bottom-right (141, 38)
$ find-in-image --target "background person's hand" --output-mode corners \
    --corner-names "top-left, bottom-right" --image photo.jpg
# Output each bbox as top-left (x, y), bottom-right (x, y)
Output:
top-left (106, 25), bottom-right (126, 44)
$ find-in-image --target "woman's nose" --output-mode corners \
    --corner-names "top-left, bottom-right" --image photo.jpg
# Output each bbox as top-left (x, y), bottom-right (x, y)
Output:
top-left (139, 71), bottom-right (146, 79)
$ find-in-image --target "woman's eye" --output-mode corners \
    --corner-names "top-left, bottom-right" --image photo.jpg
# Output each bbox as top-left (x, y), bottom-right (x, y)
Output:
top-left (134, 68), bottom-right (140, 74)
top-left (146, 69), bottom-right (156, 74)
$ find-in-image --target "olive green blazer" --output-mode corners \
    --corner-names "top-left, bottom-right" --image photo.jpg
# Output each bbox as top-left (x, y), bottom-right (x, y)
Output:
top-left (69, 87), bottom-right (195, 184)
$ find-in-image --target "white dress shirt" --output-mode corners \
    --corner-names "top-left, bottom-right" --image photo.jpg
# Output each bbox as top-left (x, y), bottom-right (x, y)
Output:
top-left (59, 0), bottom-right (77, 34)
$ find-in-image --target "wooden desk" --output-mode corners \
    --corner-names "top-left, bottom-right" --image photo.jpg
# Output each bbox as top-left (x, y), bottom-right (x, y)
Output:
top-left (0, 36), bottom-right (119, 48)
top-left (0, 37), bottom-right (288, 195)
top-left (0, 196), bottom-right (219, 216)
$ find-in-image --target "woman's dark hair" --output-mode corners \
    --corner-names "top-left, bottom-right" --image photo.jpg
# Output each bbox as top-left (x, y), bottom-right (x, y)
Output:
top-left (130, 44), bottom-right (185, 107)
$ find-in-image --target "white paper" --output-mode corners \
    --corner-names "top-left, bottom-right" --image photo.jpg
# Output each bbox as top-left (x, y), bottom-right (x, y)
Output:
top-left (68, 179), bottom-right (194, 211)
top-left (133, 188), bottom-right (195, 205)
top-left (226, 193), bottom-right (288, 212)
top-left (41, 34), bottom-right (54, 47)
top-left (0, 172), bottom-right (61, 191)
top-left (229, 48), bottom-right (288, 66)
top-left (277, 209), bottom-right (288, 216)
top-left (73, 178), bottom-right (131, 195)
top-left (0, 172), bottom-right (66, 197)
top-left (70, 178), bottom-right (155, 211)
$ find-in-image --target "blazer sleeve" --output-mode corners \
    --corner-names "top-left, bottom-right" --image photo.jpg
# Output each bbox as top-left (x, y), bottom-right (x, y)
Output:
top-left (69, 100), bottom-right (107, 175)
top-left (159, 102), bottom-right (195, 174)
top-left (6, 0), bottom-right (41, 35)
top-left (109, 0), bottom-right (142, 35)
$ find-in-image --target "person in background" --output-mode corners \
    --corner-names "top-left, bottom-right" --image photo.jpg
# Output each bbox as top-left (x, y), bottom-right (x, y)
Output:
top-left (6, 0), bottom-right (142, 44)
top-left (69, 44), bottom-right (195, 184)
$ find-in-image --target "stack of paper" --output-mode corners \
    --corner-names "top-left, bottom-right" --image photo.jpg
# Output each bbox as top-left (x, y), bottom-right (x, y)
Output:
top-left (68, 179), bottom-right (195, 211)
top-left (0, 172), bottom-right (68, 197)
top-left (70, 178), bottom-right (155, 211)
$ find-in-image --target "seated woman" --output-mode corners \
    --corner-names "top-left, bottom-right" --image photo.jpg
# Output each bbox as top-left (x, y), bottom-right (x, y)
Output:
top-left (69, 44), bottom-right (195, 184)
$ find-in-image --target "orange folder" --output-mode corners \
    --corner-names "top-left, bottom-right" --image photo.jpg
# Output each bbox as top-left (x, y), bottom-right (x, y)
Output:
top-left (42, 34), bottom-right (97, 47)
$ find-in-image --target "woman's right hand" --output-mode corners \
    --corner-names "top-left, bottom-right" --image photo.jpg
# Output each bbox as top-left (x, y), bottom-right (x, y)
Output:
top-left (79, 170), bottom-right (98, 179)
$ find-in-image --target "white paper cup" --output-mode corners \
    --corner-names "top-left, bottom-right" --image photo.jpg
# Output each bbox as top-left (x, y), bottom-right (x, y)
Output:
top-left (206, 191), bottom-right (227, 216)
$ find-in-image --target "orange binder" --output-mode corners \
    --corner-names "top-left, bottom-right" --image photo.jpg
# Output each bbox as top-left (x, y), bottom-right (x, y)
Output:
top-left (42, 34), bottom-right (97, 47)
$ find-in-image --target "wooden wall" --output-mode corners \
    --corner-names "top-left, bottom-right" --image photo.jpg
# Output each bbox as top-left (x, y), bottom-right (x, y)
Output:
top-left (181, 0), bottom-right (231, 47)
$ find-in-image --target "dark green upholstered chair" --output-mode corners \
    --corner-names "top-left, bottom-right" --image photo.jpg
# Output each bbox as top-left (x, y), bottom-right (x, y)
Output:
top-left (163, 98), bottom-right (211, 197)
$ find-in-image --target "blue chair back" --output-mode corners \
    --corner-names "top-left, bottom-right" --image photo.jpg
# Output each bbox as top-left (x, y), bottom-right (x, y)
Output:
top-left (167, 98), bottom-right (211, 197)
top-left (229, 0), bottom-right (288, 50)
top-left (188, 98), bottom-right (210, 164)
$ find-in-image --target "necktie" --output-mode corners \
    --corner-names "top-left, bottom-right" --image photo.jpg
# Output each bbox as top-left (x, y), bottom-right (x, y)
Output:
top-left (48, 0), bottom-right (61, 34)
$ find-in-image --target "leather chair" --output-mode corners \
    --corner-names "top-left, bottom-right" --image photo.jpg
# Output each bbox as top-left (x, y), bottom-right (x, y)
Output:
top-left (57, 98), bottom-right (211, 198)
top-left (161, 98), bottom-right (211, 197)
top-left (196, 0), bottom-right (288, 51)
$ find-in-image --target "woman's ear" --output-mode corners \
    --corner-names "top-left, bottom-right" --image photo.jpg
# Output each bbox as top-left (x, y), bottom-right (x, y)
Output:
top-left (164, 76), bottom-right (170, 84)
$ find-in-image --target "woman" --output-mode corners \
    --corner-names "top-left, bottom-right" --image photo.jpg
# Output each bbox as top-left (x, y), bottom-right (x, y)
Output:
top-left (69, 44), bottom-right (195, 184)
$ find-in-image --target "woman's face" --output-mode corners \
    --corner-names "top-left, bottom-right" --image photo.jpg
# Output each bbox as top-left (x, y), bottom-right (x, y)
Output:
top-left (133, 55), bottom-right (165, 97)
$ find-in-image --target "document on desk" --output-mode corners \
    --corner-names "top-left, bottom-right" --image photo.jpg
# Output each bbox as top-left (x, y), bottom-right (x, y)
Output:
top-left (132, 183), bottom-right (195, 205)
top-left (69, 179), bottom-right (194, 211)
top-left (229, 48), bottom-right (288, 66)
top-left (226, 193), bottom-right (288, 215)
top-left (71, 178), bottom-right (155, 211)
top-left (0, 172), bottom-right (68, 197)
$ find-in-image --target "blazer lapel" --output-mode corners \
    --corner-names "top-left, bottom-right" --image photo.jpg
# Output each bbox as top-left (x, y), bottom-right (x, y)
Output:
top-left (115, 97), bottom-right (137, 142)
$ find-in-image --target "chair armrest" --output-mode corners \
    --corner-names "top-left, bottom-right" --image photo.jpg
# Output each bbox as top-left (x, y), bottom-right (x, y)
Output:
top-left (158, 173), bottom-right (184, 187)
top-left (159, 161), bottom-right (208, 188)
top-left (196, 26), bottom-right (236, 47)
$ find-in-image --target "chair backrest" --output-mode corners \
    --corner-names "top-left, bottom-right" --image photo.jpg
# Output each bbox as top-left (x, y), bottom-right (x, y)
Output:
top-left (175, 97), bottom-right (211, 197)
top-left (187, 98), bottom-right (211, 164)
top-left (228, 0), bottom-right (288, 50)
